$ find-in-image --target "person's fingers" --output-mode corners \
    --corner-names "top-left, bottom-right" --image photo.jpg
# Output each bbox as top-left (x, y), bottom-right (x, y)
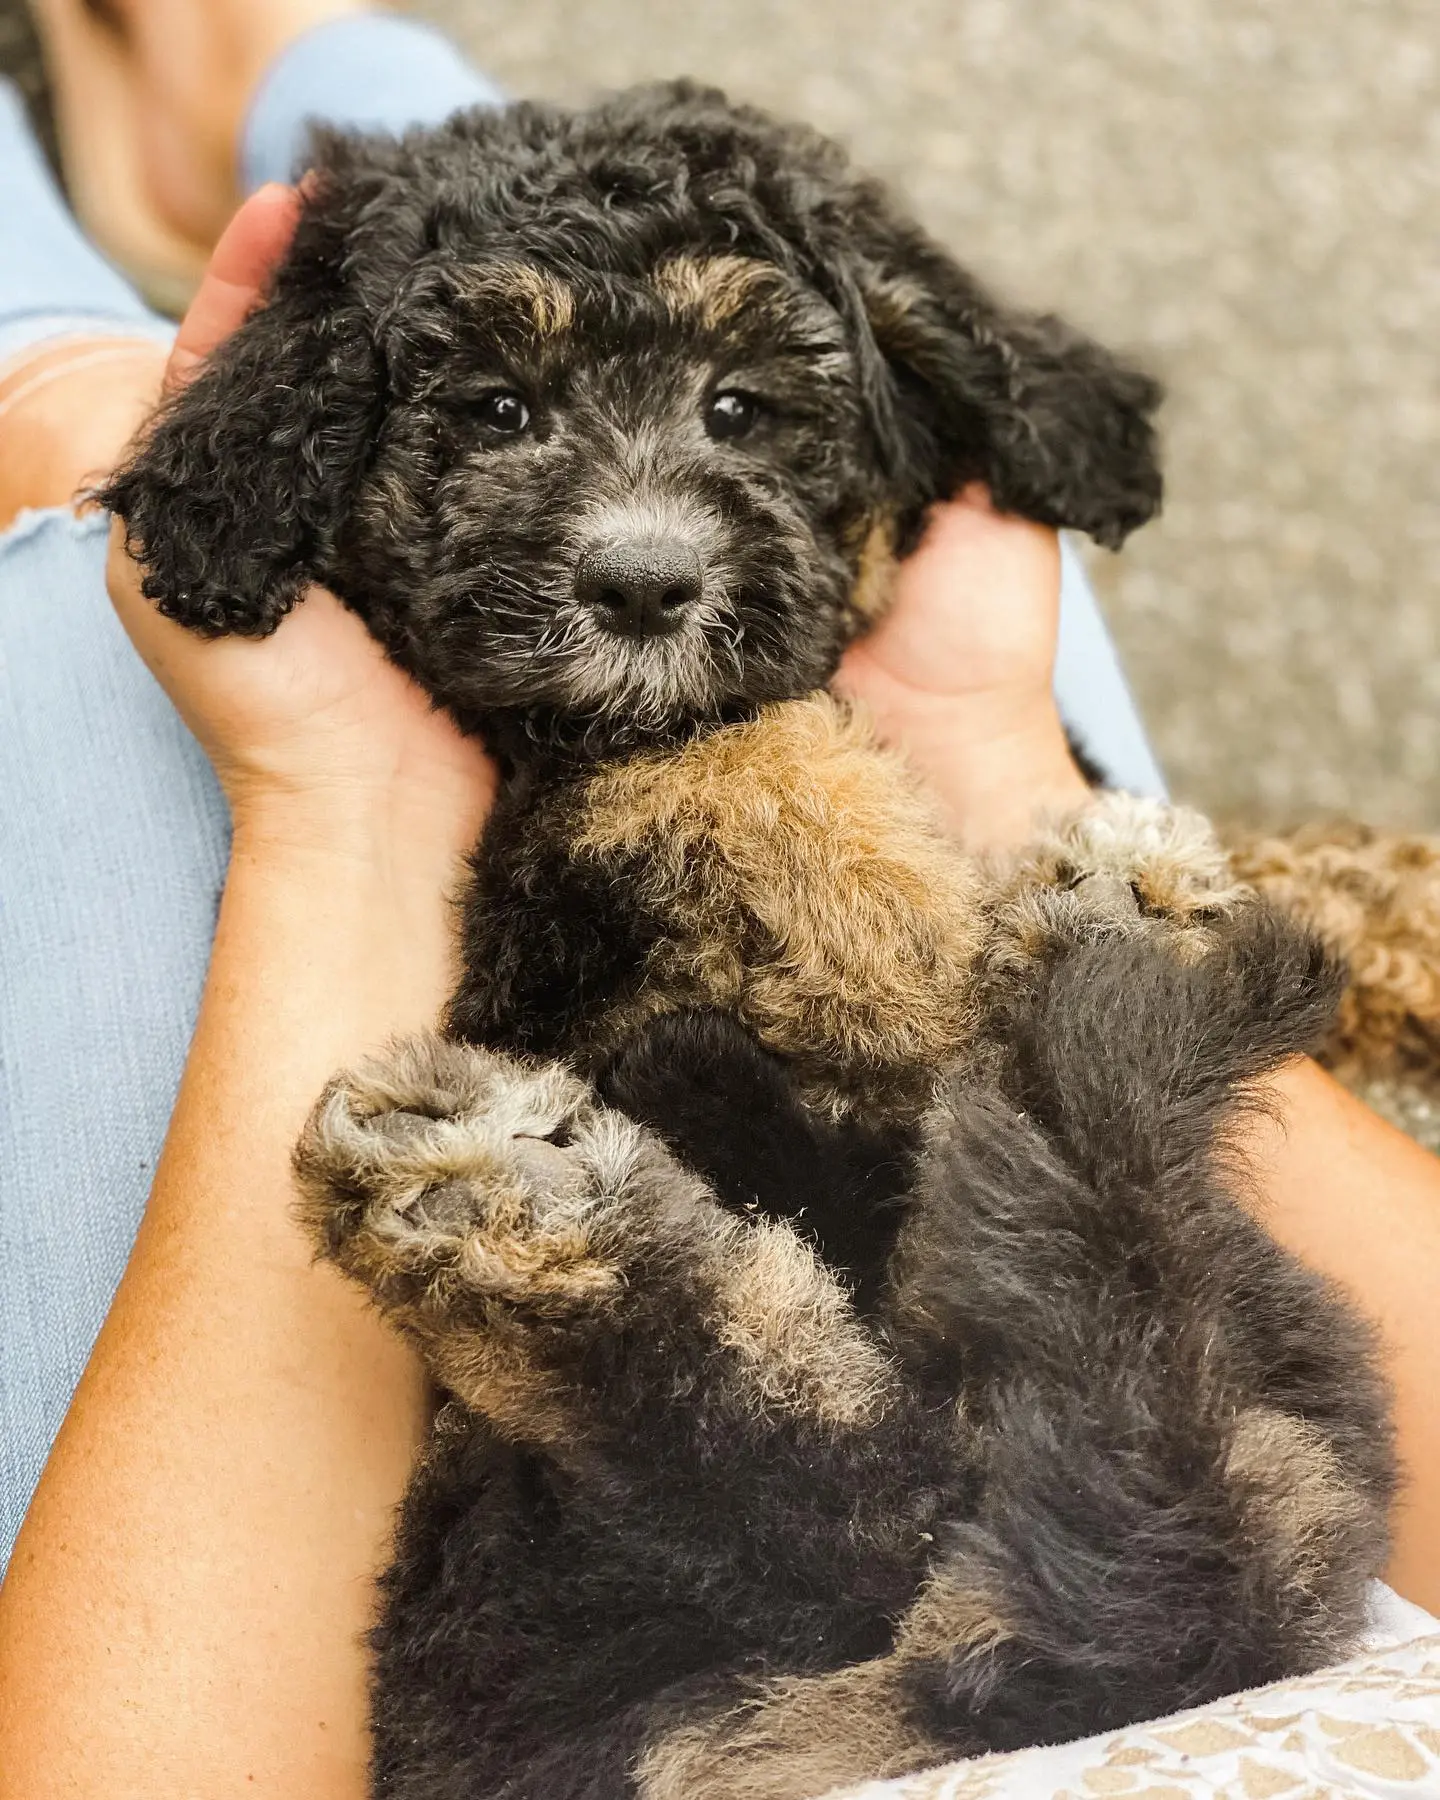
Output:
top-left (164, 183), bottom-right (300, 391)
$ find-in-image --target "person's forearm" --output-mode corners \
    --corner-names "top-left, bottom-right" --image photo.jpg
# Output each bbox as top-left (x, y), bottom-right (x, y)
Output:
top-left (1244, 1057), bottom-right (1440, 1612)
top-left (0, 799), bottom-right (466, 1799)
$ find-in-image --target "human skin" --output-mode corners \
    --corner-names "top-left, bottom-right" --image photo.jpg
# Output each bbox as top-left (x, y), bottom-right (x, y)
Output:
top-left (0, 184), bottom-right (1436, 1800)
top-left (30, 0), bottom-right (367, 283)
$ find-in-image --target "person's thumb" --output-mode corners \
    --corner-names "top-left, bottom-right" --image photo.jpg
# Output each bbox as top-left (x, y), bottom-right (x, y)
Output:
top-left (163, 182), bottom-right (300, 392)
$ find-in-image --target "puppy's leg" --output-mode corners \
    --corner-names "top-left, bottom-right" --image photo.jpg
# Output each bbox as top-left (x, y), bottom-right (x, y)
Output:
top-left (296, 1032), bottom-right (890, 1429)
top-left (880, 885), bottom-right (1394, 1749)
top-left (296, 1032), bottom-right (944, 1640)
top-left (633, 1635), bottom-right (959, 1800)
top-left (597, 1008), bottom-right (915, 1304)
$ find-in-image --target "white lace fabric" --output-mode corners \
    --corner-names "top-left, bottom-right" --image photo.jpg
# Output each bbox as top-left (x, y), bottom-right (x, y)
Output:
top-left (833, 1589), bottom-right (1440, 1800)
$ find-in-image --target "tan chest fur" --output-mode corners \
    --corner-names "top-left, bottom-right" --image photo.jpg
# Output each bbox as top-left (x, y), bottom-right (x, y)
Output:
top-left (573, 695), bottom-right (986, 1109)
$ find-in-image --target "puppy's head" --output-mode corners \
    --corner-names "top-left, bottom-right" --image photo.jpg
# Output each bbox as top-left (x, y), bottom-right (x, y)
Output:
top-left (103, 82), bottom-right (1162, 750)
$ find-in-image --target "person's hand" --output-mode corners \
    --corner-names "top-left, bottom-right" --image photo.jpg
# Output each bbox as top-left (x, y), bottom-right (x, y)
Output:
top-left (105, 183), bottom-right (496, 860)
top-left (835, 485), bottom-right (1090, 847)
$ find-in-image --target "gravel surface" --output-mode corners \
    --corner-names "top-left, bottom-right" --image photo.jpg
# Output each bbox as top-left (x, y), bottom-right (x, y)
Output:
top-left (417, 0), bottom-right (1440, 829)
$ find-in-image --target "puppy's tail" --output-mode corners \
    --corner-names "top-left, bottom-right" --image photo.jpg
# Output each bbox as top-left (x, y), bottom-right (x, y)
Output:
top-left (888, 906), bottom-right (1393, 1749)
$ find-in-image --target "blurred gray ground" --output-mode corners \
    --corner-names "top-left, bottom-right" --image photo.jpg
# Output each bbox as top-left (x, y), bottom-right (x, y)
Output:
top-left (416, 0), bottom-right (1440, 829)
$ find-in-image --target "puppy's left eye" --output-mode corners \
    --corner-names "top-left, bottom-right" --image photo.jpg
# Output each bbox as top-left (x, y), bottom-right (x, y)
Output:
top-left (476, 391), bottom-right (531, 434)
top-left (705, 390), bottom-right (761, 441)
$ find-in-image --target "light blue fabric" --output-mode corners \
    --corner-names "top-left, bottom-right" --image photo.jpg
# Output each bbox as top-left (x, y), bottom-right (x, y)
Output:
top-left (0, 24), bottom-right (1164, 1564)
top-left (0, 511), bottom-right (229, 1557)
top-left (0, 21), bottom-right (505, 1566)
top-left (241, 15), bottom-right (503, 192)
top-left (0, 85), bottom-right (175, 365)
top-left (1057, 536), bottom-right (1166, 796)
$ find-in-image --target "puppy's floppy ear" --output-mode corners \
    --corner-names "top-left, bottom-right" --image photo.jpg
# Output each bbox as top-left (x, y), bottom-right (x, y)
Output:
top-left (846, 222), bottom-right (1163, 550)
top-left (100, 167), bottom-right (387, 637)
top-left (589, 86), bottom-right (1160, 546)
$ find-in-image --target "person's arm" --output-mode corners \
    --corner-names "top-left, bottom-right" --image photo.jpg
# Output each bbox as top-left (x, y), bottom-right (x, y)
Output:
top-left (0, 796), bottom-right (467, 1798)
top-left (839, 488), bottom-right (1440, 1613)
top-left (1244, 1057), bottom-right (1440, 1610)
top-left (0, 191), bottom-right (496, 1799)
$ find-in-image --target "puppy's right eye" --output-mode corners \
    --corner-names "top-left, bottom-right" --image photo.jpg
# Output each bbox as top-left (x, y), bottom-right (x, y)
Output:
top-left (476, 391), bottom-right (531, 435)
top-left (706, 390), bottom-right (760, 441)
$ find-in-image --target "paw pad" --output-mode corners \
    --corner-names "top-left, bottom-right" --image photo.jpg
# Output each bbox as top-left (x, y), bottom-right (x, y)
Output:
top-left (292, 1032), bottom-right (640, 1291)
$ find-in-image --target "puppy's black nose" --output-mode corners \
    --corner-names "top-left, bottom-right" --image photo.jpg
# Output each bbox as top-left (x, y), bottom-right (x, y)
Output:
top-left (575, 542), bottom-right (703, 638)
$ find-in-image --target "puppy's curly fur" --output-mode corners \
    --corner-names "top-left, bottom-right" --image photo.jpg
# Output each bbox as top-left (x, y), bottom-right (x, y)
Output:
top-left (102, 83), bottom-right (1394, 1800)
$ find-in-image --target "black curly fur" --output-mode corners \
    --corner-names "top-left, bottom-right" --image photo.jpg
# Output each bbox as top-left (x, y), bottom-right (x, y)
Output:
top-left (888, 913), bottom-right (1392, 1747)
top-left (100, 81), bottom-right (1393, 1800)
top-left (598, 1009), bottom-right (918, 1308)
top-left (351, 906), bottom-right (1391, 1799)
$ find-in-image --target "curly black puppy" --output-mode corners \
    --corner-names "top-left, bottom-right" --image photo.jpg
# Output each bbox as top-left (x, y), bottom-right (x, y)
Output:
top-left (102, 82), bottom-right (1394, 1800)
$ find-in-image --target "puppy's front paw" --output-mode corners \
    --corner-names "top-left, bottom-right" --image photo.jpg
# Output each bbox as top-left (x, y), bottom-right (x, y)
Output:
top-left (294, 1032), bottom-right (641, 1309)
top-left (1043, 792), bottom-right (1246, 920)
top-left (985, 794), bottom-right (1251, 973)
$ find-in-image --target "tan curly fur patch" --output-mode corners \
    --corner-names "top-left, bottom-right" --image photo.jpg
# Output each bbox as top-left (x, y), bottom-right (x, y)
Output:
top-left (1020, 792), bottom-right (1248, 921)
top-left (636, 1665), bottom-right (943, 1800)
top-left (450, 262), bottom-right (576, 336)
top-left (712, 1219), bottom-right (896, 1428)
top-left (845, 511), bottom-right (900, 627)
top-left (652, 254), bottom-right (777, 329)
top-left (293, 1035), bottom-right (622, 1442)
top-left (980, 792), bottom-right (1250, 978)
top-left (1227, 822), bottom-right (1440, 1090)
top-left (635, 1572), bottom-right (1002, 1799)
top-left (505, 264), bottom-right (576, 336)
top-left (1226, 1408), bottom-right (1372, 1595)
top-left (574, 695), bottom-right (987, 1109)
top-left (894, 1571), bottom-right (1011, 1661)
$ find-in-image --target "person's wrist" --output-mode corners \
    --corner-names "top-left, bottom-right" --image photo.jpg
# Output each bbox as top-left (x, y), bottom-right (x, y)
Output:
top-left (873, 685), bottom-right (1092, 850)
top-left (227, 778), bottom-right (485, 888)
top-left (226, 787), bottom-right (478, 1032)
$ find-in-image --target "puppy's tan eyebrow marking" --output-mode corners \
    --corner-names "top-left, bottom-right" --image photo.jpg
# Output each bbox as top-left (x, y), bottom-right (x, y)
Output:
top-left (652, 255), bottom-right (777, 329)
top-left (510, 265), bottom-right (577, 336)
top-left (466, 263), bottom-right (576, 336)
